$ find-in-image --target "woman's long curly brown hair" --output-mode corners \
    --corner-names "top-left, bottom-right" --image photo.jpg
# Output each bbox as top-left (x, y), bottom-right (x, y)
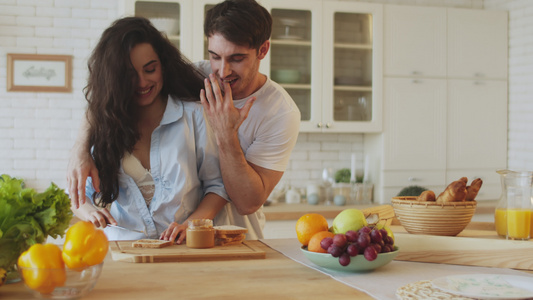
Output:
top-left (85, 17), bottom-right (205, 207)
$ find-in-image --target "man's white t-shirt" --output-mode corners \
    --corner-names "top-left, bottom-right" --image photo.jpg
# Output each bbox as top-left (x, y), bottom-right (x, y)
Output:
top-left (195, 61), bottom-right (301, 239)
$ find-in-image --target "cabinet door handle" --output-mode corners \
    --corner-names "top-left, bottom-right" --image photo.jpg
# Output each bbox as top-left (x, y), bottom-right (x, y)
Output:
top-left (474, 81), bottom-right (485, 85)
top-left (317, 122), bottom-right (322, 128)
top-left (408, 177), bottom-right (418, 182)
top-left (412, 71), bottom-right (420, 75)
top-left (325, 123), bottom-right (331, 129)
top-left (412, 79), bottom-right (420, 84)
top-left (474, 72), bottom-right (485, 77)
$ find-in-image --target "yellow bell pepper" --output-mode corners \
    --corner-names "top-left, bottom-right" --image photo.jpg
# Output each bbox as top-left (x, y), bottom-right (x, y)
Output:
top-left (62, 221), bottom-right (109, 269)
top-left (17, 244), bottom-right (66, 294)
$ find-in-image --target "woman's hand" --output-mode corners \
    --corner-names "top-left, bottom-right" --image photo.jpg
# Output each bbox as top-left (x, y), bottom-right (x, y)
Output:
top-left (67, 144), bottom-right (100, 209)
top-left (160, 222), bottom-right (187, 244)
top-left (85, 209), bottom-right (116, 229)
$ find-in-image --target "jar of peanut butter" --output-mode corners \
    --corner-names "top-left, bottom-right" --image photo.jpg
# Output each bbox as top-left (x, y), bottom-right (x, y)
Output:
top-left (186, 219), bottom-right (215, 248)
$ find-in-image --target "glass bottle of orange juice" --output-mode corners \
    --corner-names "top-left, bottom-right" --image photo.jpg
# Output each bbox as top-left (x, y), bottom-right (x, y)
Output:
top-left (494, 170), bottom-right (533, 240)
top-left (494, 170), bottom-right (509, 237)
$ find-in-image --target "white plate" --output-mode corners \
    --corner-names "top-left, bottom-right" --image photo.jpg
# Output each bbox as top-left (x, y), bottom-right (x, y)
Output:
top-left (432, 274), bottom-right (533, 299)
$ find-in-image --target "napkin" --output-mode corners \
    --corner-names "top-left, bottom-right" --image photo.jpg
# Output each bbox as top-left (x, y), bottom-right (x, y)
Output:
top-left (262, 239), bottom-right (533, 300)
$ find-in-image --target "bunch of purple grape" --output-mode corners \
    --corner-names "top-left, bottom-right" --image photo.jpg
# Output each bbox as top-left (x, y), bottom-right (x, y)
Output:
top-left (320, 226), bottom-right (395, 267)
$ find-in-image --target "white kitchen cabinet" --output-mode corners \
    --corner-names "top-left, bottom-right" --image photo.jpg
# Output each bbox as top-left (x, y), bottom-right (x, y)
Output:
top-left (267, 0), bottom-right (383, 132)
top-left (121, 0), bottom-right (381, 133)
top-left (382, 78), bottom-right (447, 171)
top-left (447, 8), bottom-right (508, 80)
top-left (368, 5), bottom-right (508, 204)
top-left (447, 79), bottom-right (508, 170)
top-left (384, 5), bottom-right (446, 78)
top-left (446, 79), bottom-right (508, 200)
top-left (368, 78), bottom-right (447, 202)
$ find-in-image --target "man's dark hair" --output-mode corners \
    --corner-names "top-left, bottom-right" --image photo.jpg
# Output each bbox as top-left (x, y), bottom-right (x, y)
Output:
top-left (204, 0), bottom-right (272, 50)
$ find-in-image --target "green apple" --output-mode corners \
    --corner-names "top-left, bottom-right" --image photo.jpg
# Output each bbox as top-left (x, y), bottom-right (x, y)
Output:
top-left (331, 209), bottom-right (368, 234)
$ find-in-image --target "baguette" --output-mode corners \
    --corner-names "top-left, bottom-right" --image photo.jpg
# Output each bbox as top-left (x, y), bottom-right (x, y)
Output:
top-left (132, 239), bottom-right (172, 248)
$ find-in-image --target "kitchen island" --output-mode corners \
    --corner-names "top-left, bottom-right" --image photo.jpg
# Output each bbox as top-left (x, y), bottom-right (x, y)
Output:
top-left (3, 222), bottom-right (533, 299)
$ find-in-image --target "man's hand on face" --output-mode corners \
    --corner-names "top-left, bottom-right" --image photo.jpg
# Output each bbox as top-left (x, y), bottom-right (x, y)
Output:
top-left (200, 73), bottom-right (255, 139)
top-left (67, 146), bottom-right (100, 209)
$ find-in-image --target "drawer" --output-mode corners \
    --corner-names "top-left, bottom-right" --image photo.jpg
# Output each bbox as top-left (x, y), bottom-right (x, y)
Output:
top-left (382, 170), bottom-right (446, 187)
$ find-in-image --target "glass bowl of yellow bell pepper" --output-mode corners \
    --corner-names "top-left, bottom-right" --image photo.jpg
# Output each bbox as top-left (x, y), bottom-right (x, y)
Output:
top-left (18, 261), bottom-right (103, 299)
top-left (17, 221), bottom-right (109, 299)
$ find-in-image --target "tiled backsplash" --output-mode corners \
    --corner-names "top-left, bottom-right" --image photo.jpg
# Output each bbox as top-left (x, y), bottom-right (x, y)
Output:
top-left (276, 132), bottom-right (365, 194)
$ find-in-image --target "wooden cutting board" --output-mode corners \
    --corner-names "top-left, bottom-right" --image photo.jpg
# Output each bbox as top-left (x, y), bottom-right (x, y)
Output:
top-left (393, 231), bottom-right (533, 271)
top-left (109, 240), bottom-right (266, 263)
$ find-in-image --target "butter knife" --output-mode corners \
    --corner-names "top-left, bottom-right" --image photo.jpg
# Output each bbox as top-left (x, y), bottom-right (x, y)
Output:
top-left (106, 224), bottom-right (145, 234)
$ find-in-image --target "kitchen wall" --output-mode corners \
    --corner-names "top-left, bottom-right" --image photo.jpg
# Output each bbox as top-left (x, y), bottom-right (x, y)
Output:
top-left (0, 0), bottom-right (531, 196)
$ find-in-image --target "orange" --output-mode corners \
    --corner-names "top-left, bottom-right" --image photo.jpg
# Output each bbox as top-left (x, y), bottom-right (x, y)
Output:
top-left (308, 231), bottom-right (335, 253)
top-left (295, 213), bottom-right (329, 246)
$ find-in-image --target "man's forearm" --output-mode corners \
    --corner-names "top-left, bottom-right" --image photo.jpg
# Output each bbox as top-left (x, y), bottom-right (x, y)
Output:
top-left (186, 193), bottom-right (228, 222)
top-left (217, 134), bottom-right (278, 215)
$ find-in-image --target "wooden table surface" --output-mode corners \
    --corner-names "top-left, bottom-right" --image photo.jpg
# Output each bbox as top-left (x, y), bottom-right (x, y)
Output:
top-left (0, 240), bottom-right (371, 300)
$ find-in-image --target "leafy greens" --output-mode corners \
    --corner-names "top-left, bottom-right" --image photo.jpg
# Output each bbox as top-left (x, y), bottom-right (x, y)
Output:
top-left (0, 174), bottom-right (73, 272)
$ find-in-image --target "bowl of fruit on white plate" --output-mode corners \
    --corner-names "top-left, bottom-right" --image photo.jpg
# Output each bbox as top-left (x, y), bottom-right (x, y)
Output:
top-left (301, 225), bottom-right (399, 272)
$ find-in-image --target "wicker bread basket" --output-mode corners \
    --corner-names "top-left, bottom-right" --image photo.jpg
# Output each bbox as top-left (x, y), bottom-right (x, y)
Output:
top-left (391, 196), bottom-right (477, 236)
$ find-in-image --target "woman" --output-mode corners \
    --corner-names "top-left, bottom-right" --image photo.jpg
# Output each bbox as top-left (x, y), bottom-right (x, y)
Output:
top-left (72, 17), bottom-right (229, 244)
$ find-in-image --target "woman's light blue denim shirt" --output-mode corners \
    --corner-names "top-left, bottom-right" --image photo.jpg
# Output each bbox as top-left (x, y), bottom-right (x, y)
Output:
top-left (85, 96), bottom-right (229, 240)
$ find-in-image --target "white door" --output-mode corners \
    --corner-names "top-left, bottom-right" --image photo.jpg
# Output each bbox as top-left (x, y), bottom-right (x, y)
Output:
top-left (384, 5), bottom-right (446, 77)
top-left (321, 1), bottom-right (383, 132)
top-left (383, 77), bottom-right (447, 170)
top-left (447, 79), bottom-right (508, 169)
top-left (266, 0), bottom-right (323, 132)
top-left (447, 8), bottom-right (508, 79)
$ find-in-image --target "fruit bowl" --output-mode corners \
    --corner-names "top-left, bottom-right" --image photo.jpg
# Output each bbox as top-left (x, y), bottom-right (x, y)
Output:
top-left (301, 246), bottom-right (399, 272)
top-left (18, 263), bottom-right (103, 299)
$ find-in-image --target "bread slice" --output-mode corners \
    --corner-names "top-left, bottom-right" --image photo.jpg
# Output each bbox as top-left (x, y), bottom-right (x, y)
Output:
top-left (215, 233), bottom-right (246, 239)
top-left (214, 225), bottom-right (248, 235)
top-left (132, 239), bottom-right (172, 248)
top-left (217, 239), bottom-right (245, 246)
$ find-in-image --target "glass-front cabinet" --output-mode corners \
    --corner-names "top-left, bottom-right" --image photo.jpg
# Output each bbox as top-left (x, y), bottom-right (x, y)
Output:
top-left (267, 1), bottom-right (383, 132)
top-left (120, 0), bottom-right (383, 133)
top-left (119, 0), bottom-right (194, 59)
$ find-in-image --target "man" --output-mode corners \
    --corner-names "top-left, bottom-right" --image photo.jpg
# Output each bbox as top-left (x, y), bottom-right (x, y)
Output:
top-left (67, 0), bottom-right (301, 239)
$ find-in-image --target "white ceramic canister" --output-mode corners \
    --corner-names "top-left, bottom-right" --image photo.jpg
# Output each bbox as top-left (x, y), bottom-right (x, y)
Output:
top-left (285, 187), bottom-right (301, 204)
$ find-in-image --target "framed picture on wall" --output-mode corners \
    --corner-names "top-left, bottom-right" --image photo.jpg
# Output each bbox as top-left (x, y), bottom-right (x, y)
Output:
top-left (6, 53), bottom-right (72, 93)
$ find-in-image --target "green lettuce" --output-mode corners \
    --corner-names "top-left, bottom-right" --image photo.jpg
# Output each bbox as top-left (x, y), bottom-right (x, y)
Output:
top-left (0, 174), bottom-right (73, 273)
